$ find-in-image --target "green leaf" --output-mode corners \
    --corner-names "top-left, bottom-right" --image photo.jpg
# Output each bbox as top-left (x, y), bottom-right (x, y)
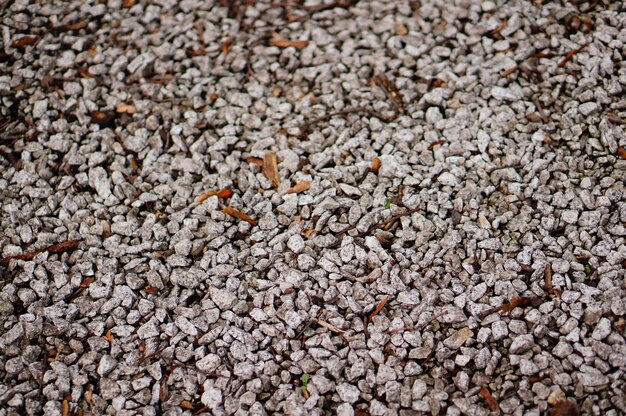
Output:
top-left (300, 374), bottom-right (310, 386)
top-left (584, 264), bottom-right (592, 277)
top-left (385, 199), bottom-right (391, 209)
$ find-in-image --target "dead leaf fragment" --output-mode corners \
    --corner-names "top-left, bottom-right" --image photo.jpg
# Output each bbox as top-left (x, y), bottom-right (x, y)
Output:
top-left (301, 228), bottom-right (315, 238)
top-left (545, 263), bottom-right (553, 291)
top-left (372, 157), bottom-right (381, 174)
top-left (66, 20), bottom-right (88, 31)
top-left (427, 140), bottom-right (446, 150)
top-left (372, 73), bottom-right (405, 112)
top-left (287, 181), bottom-right (310, 194)
top-left (246, 156), bottom-right (264, 168)
top-left (500, 296), bottom-right (536, 313)
top-left (222, 207), bottom-right (257, 226)
top-left (551, 400), bottom-right (579, 416)
top-left (394, 22), bottom-right (408, 36)
top-left (270, 34), bottom-right (309, 49)
top-left (62, 399), bottom-right (70, 416)
top-left (355, 407), bottom-right (371, 416)
top-left (263, 152), bottom-right (280, 188)
top-left (103, 329), bottom-right (113, 344)
top-left (186, 46), bottom-right (206, 57)
top-left (160, 379), bottom-right (169, 401)
top-left (90, 111), bottom-right (116, 127)
top-left (116, 104), bottom-right (137, 114)
top-left (86, 385), bottom-right (93, 413)
top-left (12, 36), bottom-right (38, 48)
top-left (218, 36), bottom-right (232, 54)
top-left (480, 386), bottom-right (500, 412)
top-left (180, 401), bottom-right (195, 410)
top-left (80, 278), bottom-right (95, 289)
top-left (145, 286), bottom-right (159, 295)
top-left (618, 146), bottom-right (626, 159)
top-left (122, 0), bottom-right (137, 7)
top-left (198, 188), bottom-right (234, 203)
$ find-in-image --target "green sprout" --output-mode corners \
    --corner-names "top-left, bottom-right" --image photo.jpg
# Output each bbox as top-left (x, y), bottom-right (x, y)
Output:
top-left (584, 264), bottom-right (593, 278)
top-left (300, 374), bottom-right (310, 397)
top-left (385, 199), bottom-right (391, 209)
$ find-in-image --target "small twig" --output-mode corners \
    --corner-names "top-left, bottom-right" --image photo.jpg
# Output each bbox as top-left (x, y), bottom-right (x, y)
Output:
top-left (479, 296), bottom-right (542, 319)
top-left (558, 42), bottom-right (589, 67)
top-left (297, 106), bottom-right (397, 138)
top-left (138, 345), bottom-right (168, 364)
top-left (0, 239), bottom-right (80, 267)
top-left (372, 73), bottom-right (405, 114)
top-left (328, 207), bottom-right (420, 249)
top-left (532, 96), bottom-right (549, 123)
top-left (317, 319), bottom-right (345, 333)
top-left (384, 310), bottom-right (448, 335)
top-left (301, 0), bottom-right (359, 12)
top-left (369, 297), bottom-right (390, 321)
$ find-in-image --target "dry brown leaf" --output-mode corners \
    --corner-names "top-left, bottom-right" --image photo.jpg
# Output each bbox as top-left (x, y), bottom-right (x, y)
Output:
top-left (223, 207), bottom-right (257, 226)
top-left (500, 296), bottom-right (535, 313)
top-left (116, 104), bottom-right (137, 114)
top-left (373, 73), bottom-right (405, 112)
top-left (369, 297), bottom-right (389, 321)
top-left (103, 329), bottom-right (113, 344)
top-left (394, 22), bottom-right (408, 36)
top-left (86, 385), bottom-right (93, 413)
top-left (551, 400), bottom-right (579, 416)
top-left (372, 157), bottom-right (381, 174)
top-left (198, 189), bottom-right (234, 203)
top-left (90, 111), bottom-right (116, 126)
top-left (12, 36), bottom-right (38, 48)
top-left (317, 320), bottom-right (345, 333)
top-left (614, 317), bottom-right (625, 334)
top-left (545, 263), bottom-right (553, 291)
top-left (64, 20), bottom-right (88, 31)
top-left (270, 34), bottom-right (309, 49)
top-left (263, 152), bottom-right (281, 188)
top-left (618, 146), bottom-right (626, 159)
top-left (301, 229), bottom-right (315, 238)
top-left (221, 38), bottom-right (233, 55)
top-left (160, 379), bottom-right (169, 401)
top-left (216, 189), bottom-right (234, 199)
top-left (180, 401), bottom-right (195, 410)
top-left (480, 386), bottom-right (500, 412)
top-left (122, 0), bottom-right (137, 8)
top-left (145, 286), bottom-right (159, 295)
top-left (287, 181), bottom-right (310, 194)
top-left (80, 278), bottom-right (95, 289)
top-left (62, 399), bottom-right (70, 416)
top-left (427, 140), bottom-right (446, 150)
top-left (355, 407), bottom-right (371, 416)
top-left (246, 156), bottom-right (264, 168)
top-left (186, 47), bottom-right (206, 57)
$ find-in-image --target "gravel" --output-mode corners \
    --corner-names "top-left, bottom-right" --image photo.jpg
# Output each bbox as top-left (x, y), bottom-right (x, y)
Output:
top-left (1, 0), bottom-right (625, 415)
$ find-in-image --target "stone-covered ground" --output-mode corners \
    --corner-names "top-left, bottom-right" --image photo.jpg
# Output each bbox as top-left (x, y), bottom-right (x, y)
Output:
top-left (0, 0), bottom-right (625, 415)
